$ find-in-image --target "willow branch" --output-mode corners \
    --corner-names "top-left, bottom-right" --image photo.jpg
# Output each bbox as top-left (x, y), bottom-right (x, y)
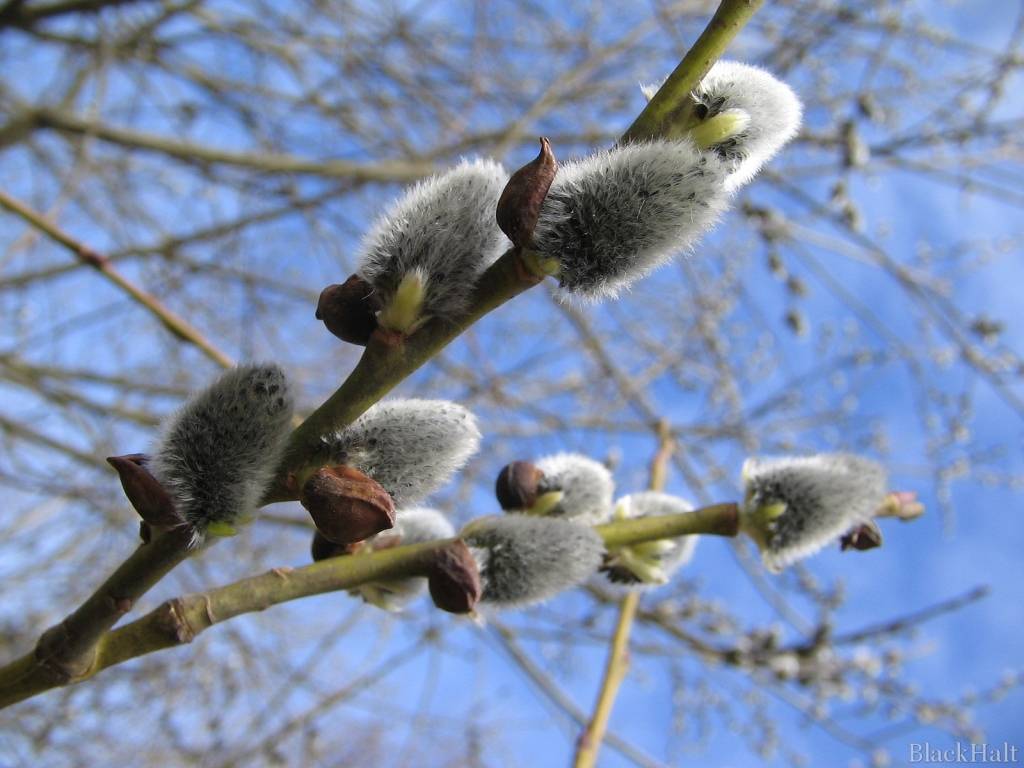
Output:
top-left (29, 108), bottom-right (437, 182)
top-left (0, 504), bottom-right (740, 708)
top-left (0, 528), bottom-right (193, 708)
top-left (0, 189), bottom-right (235, 369)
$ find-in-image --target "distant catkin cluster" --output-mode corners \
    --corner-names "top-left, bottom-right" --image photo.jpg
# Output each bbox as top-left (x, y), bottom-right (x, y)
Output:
top-left (357, 159), bottom-right (508, 330)
top-left (150, 364), bottom-right (294, 544)
top-left (740, 453), bottom-right (887, 572)
top-left (603, 492), bottom-right (698, 587)
top-left (463, 516), bottom-right (605, 607)
top-left (320, 399), bottom-right (480, 506)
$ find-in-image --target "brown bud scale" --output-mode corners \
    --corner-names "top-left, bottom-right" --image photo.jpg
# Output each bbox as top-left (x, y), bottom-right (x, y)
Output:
top-left (301, 465), bottom-right (395, 544)
top-left (428, 539), bottom-right (482, 614)
top-left (107, 453), bottom-right (184, 530)
top-left (496, 137), bottom-right (557, 249)
top-left (495, 461), bottom-right (543, 510)
top-left (316, 274), bottom-right (382, 346)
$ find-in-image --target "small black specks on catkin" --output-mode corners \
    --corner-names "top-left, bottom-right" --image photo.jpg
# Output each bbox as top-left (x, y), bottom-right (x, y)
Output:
top-left (149, 364), bottom-right (295, 544)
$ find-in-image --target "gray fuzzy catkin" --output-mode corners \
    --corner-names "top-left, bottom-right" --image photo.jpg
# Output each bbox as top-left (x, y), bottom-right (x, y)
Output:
top-left (612, 492), bottom-right (698, 587)
top-left (643, 61), bottom-right (802, 192)
top-left (531, 140), bottom-right (729, 300)
top-left (356, 507), bottom-right (456, 610)
top-left (357, 159), bottom-right (508, 322)
top-left (742, 454), bottom-right (886, 572)
top-left (322, 399), bottom-right (480, 506)
top-left (534, 453), bottom-right (615, 525)
top-left (464, 515), bottom-right (605, 607)
top-left (150, 364), bottom-right (294, 544)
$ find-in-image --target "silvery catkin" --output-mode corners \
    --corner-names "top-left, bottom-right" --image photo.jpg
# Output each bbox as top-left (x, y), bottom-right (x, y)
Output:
top-left (463, 515), bottom-right (605, 607)
top-left (533, 453), bottom-right (615, 525)
top-left (150, 364), bottom-right (294, 544)
top-left (321, 399), bottom-right (480, 506)
top-left (643, 60), bottom-right (802, 192)
top-left (531, 139), bottom-right (729, 300)
top-left (741, 453), bottom-right (886, 572)
top-left (357, 159), bottom-right (508, 326)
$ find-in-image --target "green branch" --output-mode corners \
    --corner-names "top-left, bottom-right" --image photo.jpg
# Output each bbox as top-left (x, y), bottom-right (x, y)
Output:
top-left (0, 504), bottom-right (739, 708)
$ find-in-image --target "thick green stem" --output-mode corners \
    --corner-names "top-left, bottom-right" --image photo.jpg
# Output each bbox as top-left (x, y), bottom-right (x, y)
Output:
top-left (0, 504), bottom-right (738, 708)
top-left (621, 0), bottom-right (765, 143)
top-left (265, 247), bottom-right (537, 500)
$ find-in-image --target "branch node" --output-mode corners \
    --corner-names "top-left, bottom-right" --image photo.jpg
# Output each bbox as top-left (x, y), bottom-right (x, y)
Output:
top-left (155, 598), bottom-right (196, 645)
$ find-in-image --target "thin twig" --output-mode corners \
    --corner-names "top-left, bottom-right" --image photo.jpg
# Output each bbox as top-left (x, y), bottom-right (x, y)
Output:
top-left (0, 190), bottom-right (235, 369)
top-left (575, 421), bottom-right (676, 768)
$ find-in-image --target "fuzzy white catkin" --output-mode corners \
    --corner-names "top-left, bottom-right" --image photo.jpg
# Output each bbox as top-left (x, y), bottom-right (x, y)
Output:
top-left (357, 159), bottom-right (508, 322)
top-left (531, 139), bottom-right (729, 300)
top-left (642, 60), bottom-right (802, 192)
top-left (150, 364), bottom-right (294, 543)
top-left (742, 453), bottom-right (886, 572)
top-left (610, 492), bottom-right (698, 588)
top-left (464, 516), bottom-right (605, 607)
top-left (357, 507), bottom-right (456, 610)
top-left (321, 399), bottom-right (480, 506)
top-left (533, 453), bottom-right (615, 525)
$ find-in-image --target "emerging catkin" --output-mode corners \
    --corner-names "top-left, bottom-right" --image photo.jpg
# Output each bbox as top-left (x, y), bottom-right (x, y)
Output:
top-left (740, 453), bottom-right (886, 572)
top-left (320, 399), bottom-right (480, 506)
top-left (357, 159), bottom-right (508, 328)
top-left (533, 453), bottom-right (615, 525)
top-left (150, 364), bottom-right (294, 544)
top-left (603, 492), bottom-right (698, 587)
top-left (531, 139), bottom-right (729, 300)
top-left (463, 515), bottom-right (605, 607)
top-left (643, 61), bottom-right (802, 192)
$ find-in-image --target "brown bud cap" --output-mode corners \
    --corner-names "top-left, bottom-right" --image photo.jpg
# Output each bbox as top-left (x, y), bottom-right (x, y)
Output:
top-left (311, 530), bottom-right (353, 561)
top-left (496, 137), bottom-right (558, 249)
top-left (840, 520), bottom-right (883, 551)
top-left (107, 453), bottom-right (184, 530)
top-left (428, 539), bottom-right (482, 614)
top-left (315, 275), bottom-right (383, 346)
top-left (300, 465), bottom-right (395, 544)
top-left (495, 461), bottom-right (543, 510)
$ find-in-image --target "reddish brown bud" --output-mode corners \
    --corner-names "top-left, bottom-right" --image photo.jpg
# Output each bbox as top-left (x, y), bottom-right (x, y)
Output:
top-left (311, 530), bottom-right (350, 561)
top-left (496, 137), bottom-right (558, 249)
top-left (840, 520), bottom-right (883, 551)
top-left (316, 275), bottom-right (383, 346)
top-left (495, 461), bottom-right (543, 510)
top-left (107, 453), bottom-right (184, 530)
top-left (428, 539), bottom-right (482, 614)
top-left (300, 465), bottom-right (395, 544)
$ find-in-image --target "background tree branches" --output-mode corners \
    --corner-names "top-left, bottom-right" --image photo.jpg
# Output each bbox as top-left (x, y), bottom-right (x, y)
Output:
top-left (0, 1), bottom-right (1021, 765)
